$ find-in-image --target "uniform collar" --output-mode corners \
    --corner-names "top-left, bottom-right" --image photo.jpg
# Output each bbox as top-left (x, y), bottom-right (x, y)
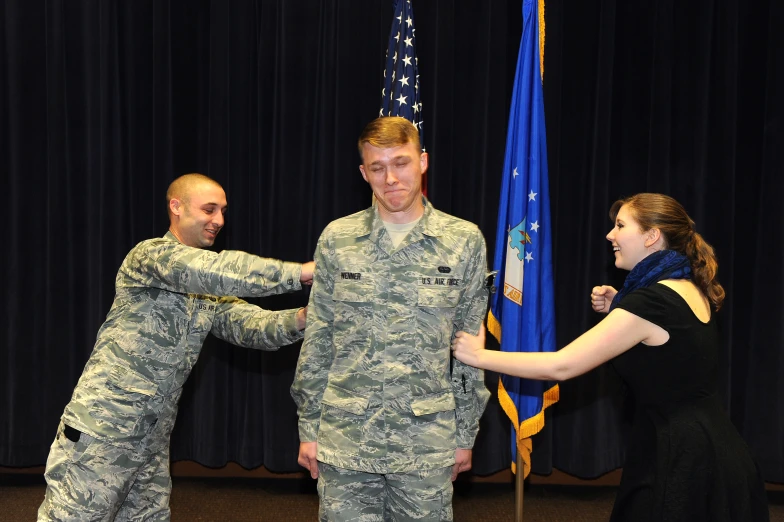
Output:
top-left (362, 196), bottom-right (446, 247)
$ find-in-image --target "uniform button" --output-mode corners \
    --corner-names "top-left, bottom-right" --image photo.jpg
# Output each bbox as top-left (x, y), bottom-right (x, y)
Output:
top-left (287, 278), bottom-right (294, 286)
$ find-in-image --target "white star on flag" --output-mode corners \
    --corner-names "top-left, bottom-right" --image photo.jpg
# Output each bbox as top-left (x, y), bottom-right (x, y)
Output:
top-left (530, 221), bottom-right (540, 232)
top-left (528, 190), bottom-right (537, 201)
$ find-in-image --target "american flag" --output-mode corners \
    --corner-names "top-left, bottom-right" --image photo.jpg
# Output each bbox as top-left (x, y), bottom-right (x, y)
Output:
top-left (380, 0), bottom-right (423, 147)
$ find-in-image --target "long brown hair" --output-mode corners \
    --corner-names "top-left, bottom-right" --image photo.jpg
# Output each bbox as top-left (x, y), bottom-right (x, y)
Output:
top-left (610, 193), bottom-right (725, 310)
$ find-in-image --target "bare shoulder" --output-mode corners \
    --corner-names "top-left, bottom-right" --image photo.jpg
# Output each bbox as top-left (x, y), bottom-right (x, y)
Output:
top-left (657, 279), bottom-right (711, 323)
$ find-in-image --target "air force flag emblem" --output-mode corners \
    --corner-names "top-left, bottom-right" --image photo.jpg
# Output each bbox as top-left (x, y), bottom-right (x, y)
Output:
top-left (503, 218), bottom-right (531, 306)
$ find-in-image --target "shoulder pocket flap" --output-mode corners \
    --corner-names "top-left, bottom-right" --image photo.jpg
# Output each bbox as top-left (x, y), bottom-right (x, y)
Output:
top-left (410, 390), bottom-right (456, 416)
top-left (417, 288), bottom-right (460, 308)
top-left (322, 384), bottom-right (370, 415)
top-left (108, 366), bottom-right (158, 397)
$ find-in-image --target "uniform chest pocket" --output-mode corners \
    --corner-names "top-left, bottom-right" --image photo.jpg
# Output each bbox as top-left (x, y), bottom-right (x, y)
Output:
top-left (333, 281), bottom-right (374, 303)
top-left (417, 287), bottom-right (460, 308)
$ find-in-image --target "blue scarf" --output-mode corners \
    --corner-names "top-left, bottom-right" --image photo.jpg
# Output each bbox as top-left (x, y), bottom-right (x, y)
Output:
top-left (610, 250), bottom-right (692, 311)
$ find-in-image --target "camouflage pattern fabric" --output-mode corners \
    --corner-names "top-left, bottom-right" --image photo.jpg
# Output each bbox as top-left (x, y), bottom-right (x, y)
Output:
top-left (292, 198), bottom-right (491, 474)
top-left (317, 462), bottom-right (453, 521)
top-left (38, 422), bottom-right (171, 521)
top-left (39, 232), bottom-right (305, 520)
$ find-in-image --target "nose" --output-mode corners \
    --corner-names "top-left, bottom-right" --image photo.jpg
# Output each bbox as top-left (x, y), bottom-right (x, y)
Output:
top-left (385, 171), bottom-right (399, 185)
top-left (606, 229), bottom-right (614, 241)
top-left (214, 212), bottom-right (225, 228)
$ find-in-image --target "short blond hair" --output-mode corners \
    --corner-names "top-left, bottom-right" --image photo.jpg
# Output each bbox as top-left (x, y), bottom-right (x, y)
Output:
top-left (357, 117), bottom-right (421, 161)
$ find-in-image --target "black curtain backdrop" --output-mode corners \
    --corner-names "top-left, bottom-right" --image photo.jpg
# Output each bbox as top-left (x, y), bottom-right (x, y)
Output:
top-left (2, 0), bottom-right (782, 482)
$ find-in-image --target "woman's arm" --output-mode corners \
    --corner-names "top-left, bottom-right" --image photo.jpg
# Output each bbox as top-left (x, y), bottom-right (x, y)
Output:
top-left (452, 309), bottom-right (665, 381)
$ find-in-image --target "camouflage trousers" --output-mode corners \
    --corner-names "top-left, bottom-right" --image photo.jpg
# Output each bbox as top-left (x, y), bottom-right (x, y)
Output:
top-left (317, 462), bottom-right (453, 522)
top-left (37, 421), bottom-right (171, 521)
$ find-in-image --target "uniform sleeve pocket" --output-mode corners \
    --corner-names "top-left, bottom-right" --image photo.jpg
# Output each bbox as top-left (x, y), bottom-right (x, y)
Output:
top-left (410, 390), bottom-right (456, 416)
top-left (417, 288), bottom-right (460, 308)
top-left (321, 383), bottom-right (370, 415)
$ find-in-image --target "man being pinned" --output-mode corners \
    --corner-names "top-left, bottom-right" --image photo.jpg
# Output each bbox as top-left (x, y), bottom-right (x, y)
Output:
top-left (292, 117), bottom-right (490, 521)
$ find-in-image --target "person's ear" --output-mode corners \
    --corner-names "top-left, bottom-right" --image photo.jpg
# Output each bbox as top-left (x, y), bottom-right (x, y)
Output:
top-left (359, 165), bottom-right (369, 183)
top-left (644, 228), bottom-right (662, 248)
top-left (169, 198), bottom-right (182, 217)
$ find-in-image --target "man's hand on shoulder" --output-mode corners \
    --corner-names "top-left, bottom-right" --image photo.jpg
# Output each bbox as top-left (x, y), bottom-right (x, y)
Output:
top-left (300, 261), bottom-right (315, 286)
top-left (295, 307), bottom-right (308, 331)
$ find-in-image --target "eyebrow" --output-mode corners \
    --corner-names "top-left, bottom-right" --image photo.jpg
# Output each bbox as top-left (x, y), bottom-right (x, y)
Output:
top-left (369, 155), bottom-right (411, 165)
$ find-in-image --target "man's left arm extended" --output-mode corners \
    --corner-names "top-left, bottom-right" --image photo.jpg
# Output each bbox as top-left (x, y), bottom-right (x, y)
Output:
top-left (210, 297), bottom-right (305, 350)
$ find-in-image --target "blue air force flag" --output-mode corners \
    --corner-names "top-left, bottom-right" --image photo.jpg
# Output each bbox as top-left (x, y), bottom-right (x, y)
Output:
top-left (486, 0), bottom-right (559, 478)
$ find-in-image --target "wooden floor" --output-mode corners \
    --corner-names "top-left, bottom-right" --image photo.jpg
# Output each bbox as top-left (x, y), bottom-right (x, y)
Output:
top-left (2, 473), bottom-right (783, 521)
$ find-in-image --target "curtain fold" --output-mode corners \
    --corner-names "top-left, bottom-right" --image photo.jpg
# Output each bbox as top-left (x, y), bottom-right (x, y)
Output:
top-left (2, 0), bottom-right (782, 481)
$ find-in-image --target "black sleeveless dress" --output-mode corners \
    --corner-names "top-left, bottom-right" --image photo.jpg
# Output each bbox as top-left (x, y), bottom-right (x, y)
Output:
top-left (609, 284), bottom-right (769, 521)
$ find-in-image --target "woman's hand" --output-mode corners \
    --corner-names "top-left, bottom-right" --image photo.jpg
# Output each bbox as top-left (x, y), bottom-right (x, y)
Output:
top-left (451, 323), bottom-right (487, 368)
top-left (591, 285), bottom-right (617, 313)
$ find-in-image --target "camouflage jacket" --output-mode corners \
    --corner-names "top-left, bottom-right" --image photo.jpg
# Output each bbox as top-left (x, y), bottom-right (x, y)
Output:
top-left (61, 231), bottom-right (304, 449)
top-left (291, 199), bottom-right (491, 473)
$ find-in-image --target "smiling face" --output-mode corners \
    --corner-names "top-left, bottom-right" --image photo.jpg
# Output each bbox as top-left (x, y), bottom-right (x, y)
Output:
top-left (359, 140), bottom-right (427, 224)
top-left (169, 180), bottom-right (227, 248)
top-left (606, 204), bottom-right (658, 270)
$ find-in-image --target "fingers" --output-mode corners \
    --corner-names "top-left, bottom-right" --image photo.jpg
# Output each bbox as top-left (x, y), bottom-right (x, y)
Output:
top-left (452, 449), bottom-right (472, 480)
top-left (590, 286), bottom-right (612, 312)
top-left (300, 261), bottom-right (315, 285)
top-left (454, 322), bottom-right (486, 340)
top-left (451, 461), bottom-right (468, 481)
top-left (298, 442), bottom-right (319, 479)
top-left (295, 307), bottom-right (308, 331)
top-left (298, 454), bottom-right (318, 479)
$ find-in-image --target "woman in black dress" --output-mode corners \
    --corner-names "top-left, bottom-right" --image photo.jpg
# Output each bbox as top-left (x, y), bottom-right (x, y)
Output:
top-left (452, 193), bottom-right (769, 521)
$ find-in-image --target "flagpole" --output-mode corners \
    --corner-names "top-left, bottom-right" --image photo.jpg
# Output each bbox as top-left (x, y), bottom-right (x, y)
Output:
top-left (515, 451), bottom-right (524, 521)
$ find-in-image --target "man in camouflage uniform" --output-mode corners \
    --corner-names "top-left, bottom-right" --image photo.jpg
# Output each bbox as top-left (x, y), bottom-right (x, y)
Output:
top-left (291, 117), bottom-right (491, 521)
top-left (38, 173), bottom-right (314, 521)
